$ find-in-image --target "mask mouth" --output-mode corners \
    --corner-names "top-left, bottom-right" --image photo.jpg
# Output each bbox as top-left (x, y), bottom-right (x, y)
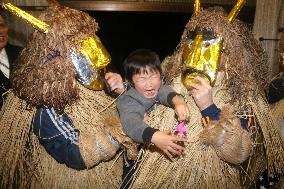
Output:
top-left (70, 36), bottom-right (111, 90)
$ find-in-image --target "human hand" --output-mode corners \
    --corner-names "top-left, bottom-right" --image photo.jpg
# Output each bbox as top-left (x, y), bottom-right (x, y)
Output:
top-left (172, 95), bottom-right (190, 121)
top-left (187, 76), bottom-right (213, 111)
top-left (151, 130), bottom-right (187, 160)
top-left (105, 72), bottom-right (124, 94)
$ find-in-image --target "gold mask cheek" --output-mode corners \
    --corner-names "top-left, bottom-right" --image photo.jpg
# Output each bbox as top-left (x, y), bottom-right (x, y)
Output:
top-left (80, 36), bottom-right (111, 70)
top-left (71, 36), bottom-right (111, 90)
top-left (200, 37), bottom-right (223, 84)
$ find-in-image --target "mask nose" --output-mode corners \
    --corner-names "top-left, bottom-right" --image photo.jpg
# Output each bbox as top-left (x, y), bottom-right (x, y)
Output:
top-left (184, 33), bottom-right (203, 68)
top-left (181, 33), bottom-right (206, 90)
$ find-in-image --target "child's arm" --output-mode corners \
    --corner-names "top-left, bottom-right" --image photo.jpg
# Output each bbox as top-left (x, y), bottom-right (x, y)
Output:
top-left (171, 95), bottom-right (190, 121)
top-left (151, 130), bottom-right (187, 159)
top-left (117, 91), bottom-right (157, 143)
top-left (156, 85), bottom-right (189, 121)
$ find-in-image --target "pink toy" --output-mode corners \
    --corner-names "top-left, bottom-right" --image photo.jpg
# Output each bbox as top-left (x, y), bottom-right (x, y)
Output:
top-left (175, 122), bottom-right (187, 138)
top-left (174, 121), bottom-right (187, 147)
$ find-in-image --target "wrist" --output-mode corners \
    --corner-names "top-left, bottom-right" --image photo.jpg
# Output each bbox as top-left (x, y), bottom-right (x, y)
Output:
top-left (142, 127), bottom-right (159, 144)
top-left (150, 131), bottom-right (162, 144)
top-left (173, 95), bottom-right (184, 105)
top-left (201, 104), bottom-right (221, 120)
top-left (114, 82), bottom-right (128, 94)
top-left (168, 92), bottom-right (184, 108)
top-left (199, 103), bottom-right (212, 111)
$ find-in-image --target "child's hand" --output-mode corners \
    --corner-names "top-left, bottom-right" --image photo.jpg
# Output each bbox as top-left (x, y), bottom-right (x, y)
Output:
top-left (187, 76), bottom-right (213, 111)
top-left (151, 130), bottom-right (187, 160)
top-left (172, 95), bottom-right (190, 121)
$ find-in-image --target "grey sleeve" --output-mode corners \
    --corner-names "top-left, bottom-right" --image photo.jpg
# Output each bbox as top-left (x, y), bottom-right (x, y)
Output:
top-left (157, 85), bottom-right (179, 108)
top-left (117, 95), bottom-right (150, 143)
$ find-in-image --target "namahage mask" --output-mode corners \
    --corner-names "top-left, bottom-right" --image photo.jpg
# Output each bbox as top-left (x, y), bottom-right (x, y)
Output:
top-left (70, 35), bottom-right (111, 90)
top-left (181, 30), bottom-right (223, 90)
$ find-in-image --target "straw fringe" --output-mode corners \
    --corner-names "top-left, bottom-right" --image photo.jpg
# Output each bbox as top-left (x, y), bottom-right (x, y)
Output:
top-left (199, 106), bottom-right (252, 165)
top-left (29, 141), bottom-right (123, 189)
top-left (0, 91), bottom-right (36, 189)
top-left (66, 84), bottom-right (138, 160)
top-left (270, 99), bottom-right (284, 138)
top-left (249, 97), bottom-right (284, 175)
top-left (0, 87), bottom-right (128, 189)
top-left (27, 84), bottom-right (125, 188)
top-left (130, 73), bottom-right (271, 188)
top-left (79, 131), bottom-right (119, 168)
top-left (103, 114), bottom-right (138, 160)
top-left (130, 75), bottom-right (242, 189)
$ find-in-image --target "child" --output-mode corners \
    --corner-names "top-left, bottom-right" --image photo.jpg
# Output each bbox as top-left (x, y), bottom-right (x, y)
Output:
top-left (117, 49), bottom-right (190, 159)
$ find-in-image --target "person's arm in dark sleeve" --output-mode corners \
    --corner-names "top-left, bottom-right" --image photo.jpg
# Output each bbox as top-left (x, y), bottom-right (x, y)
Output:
top-left (201, 104), bottom-right (221, 121)
top-left (33, 107), bottom-right (86, 170)
top-left (201, 104), bottom-right (249, 129)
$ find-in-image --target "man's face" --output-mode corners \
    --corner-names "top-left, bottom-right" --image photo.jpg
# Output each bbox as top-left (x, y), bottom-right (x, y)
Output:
top-left (0, 15), bottom-right (8, 50)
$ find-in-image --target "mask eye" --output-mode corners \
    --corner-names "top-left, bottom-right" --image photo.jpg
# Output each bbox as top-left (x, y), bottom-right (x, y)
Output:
top-left (204, 42), bottom-right (210, 48)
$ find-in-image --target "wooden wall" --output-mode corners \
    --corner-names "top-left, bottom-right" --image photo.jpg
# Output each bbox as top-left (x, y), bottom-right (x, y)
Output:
top-left (253, 0), bottom-right (284, 76)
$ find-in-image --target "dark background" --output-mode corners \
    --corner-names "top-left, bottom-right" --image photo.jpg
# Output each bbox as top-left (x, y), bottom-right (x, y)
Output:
top-left (87, 6), bottom-right (255, 75)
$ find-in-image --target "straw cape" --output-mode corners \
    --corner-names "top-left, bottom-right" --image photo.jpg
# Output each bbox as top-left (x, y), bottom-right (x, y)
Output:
top-left (128, 7), bottom-right (284, 189)
top-left (0, 2), bottom-right (136, 189)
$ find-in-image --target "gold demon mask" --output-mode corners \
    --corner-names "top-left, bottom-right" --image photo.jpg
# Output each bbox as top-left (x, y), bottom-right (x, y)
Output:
top-left (3, 2), bottom-right (110, 91)
top-left (181, 0), bottom-right (246, 90)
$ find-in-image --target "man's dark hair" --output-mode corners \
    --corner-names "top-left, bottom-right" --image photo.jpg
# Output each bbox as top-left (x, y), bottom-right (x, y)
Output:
top-left (0, 9), bottom-right (8, 24)
top-left (123, 49), bottom-right (161, 82)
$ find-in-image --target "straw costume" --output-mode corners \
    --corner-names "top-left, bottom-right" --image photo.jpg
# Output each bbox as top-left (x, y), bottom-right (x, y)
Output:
top-left (0, 1), bottom-right (136, 189)
top-left (128, 1), bottom-right (284, 188)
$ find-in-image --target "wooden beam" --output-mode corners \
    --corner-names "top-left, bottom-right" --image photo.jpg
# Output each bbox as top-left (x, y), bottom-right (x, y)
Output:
top-left (16, 0), bottom-right (256, 12)
top-left (60, 1), bottom-right (193, 12)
